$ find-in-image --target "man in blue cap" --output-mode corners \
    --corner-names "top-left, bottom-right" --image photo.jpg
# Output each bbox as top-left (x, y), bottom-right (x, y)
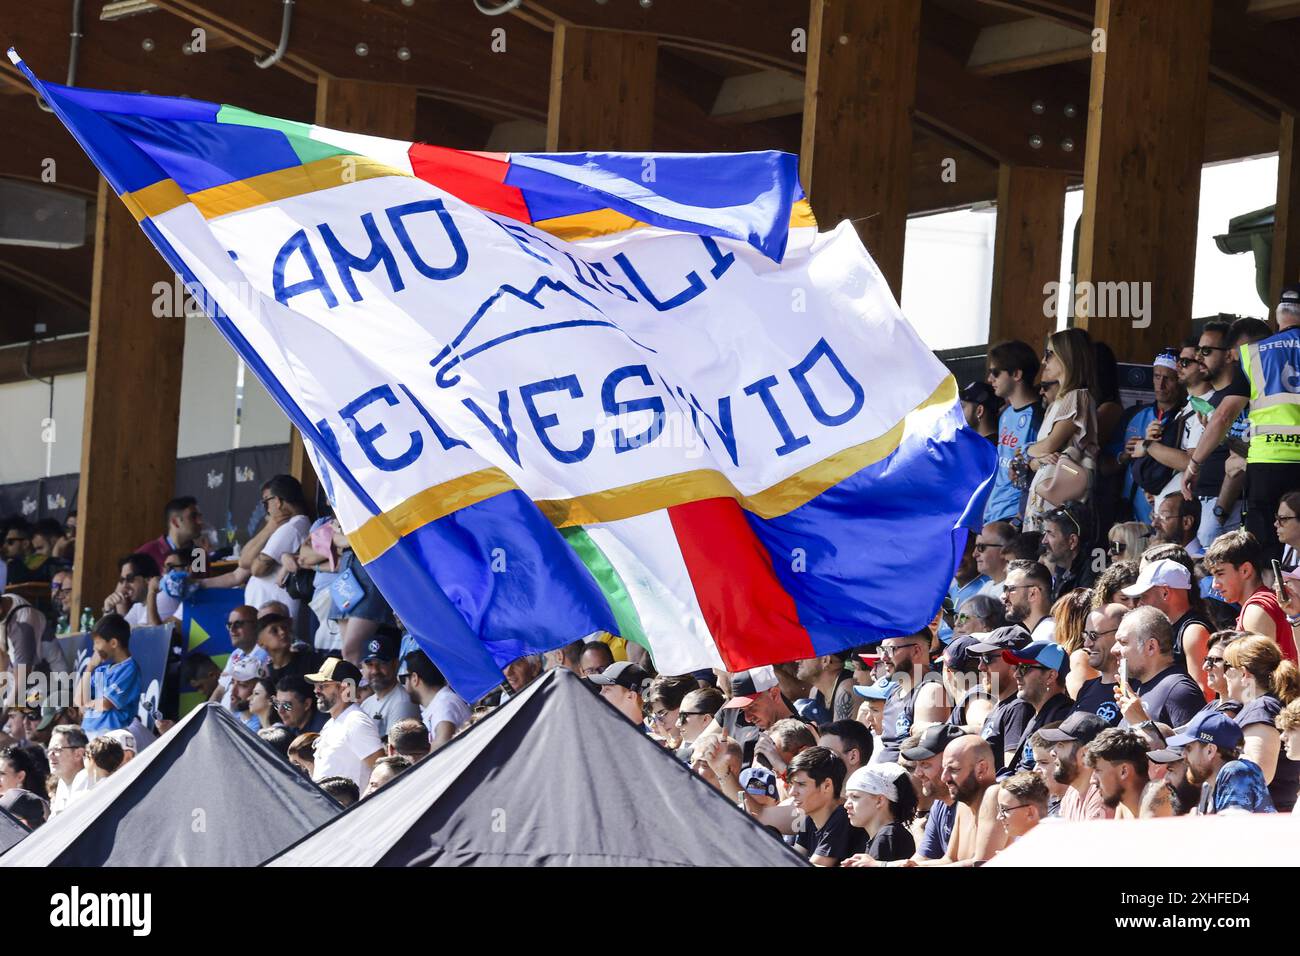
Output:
top-left (1168, 711), bottom-right (1276, 814)
top-left (1004, 640), bottom-right (1074, 774)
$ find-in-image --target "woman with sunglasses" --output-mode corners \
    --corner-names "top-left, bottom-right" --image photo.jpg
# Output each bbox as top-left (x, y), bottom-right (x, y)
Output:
top-left (1223, 634), bottom-right (1300, 811)
top-left (673, 686), bottom-right (724, 763)
top-left (1186, 631), bottom-right (1245, 727)
top-left (1052, 587), bottom-right (1098, 699)
top-left (953, 595), bottom-right (1005, 636)
top-left (1274, 491), bottom-right (1300, 571)
top-left (1024, 329), bottom-right (1100, 531)
top-left (1107, 521), bottom-right (1151, 565)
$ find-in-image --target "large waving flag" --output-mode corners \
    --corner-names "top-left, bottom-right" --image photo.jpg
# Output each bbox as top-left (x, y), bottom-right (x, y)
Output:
top-left (15, 51), bottom-right (996, 702)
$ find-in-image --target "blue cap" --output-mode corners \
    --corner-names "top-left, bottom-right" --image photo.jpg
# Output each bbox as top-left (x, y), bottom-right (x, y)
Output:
top-left (852, 679), bottom-right (898, 701)
top-left (1166, 711), bottom-right (1245, 750)
top-left (1008, 640), bottom-right (1070, 681)
top-left (738, 766), bottom-right (779, 799)
top-left (943, 635), bottom-right (982, 671)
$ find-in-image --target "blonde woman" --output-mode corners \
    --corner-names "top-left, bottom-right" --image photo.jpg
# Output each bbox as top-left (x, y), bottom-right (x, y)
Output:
top-left (1053, 587), bottom-right (1098, 698)
top-left (1107, 521), bottom-right (1152, 565)
top-left (1224, 635), bottom-right (1300, 811)
top-left (1024, 329), bottom-right (1100, 530)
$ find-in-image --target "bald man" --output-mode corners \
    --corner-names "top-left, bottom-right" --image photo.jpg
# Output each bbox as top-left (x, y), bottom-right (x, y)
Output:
top-left (908, 735), bottom-right (1004, 866)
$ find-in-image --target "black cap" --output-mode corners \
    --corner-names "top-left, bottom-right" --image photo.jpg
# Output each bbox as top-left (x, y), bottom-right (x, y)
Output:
top-left (943, 634), bottom-right (982, 671)
top-left (0, 789), bottom-right (45, 830)
top-left (587, 661), bottom-right (652, 692)
top-left (361, 630), bottom-right (401, 663)
top-left (959, 381), bottom-right (998, 408)
top-left (256, 612), bottom-right (293, 634)
top-left (967, 624), bottom-right (1032, 655)
top-left (901, 724), bottom-right (969, 761)
top-left (1036, 711), bottom-right (1107, 745)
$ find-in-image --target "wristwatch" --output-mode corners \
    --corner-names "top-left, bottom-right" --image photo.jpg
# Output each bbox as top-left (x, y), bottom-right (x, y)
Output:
top-left (1213, 505), bottom-right (1227, 519)
top-left (1136, 719), bottom-right (1158, 734)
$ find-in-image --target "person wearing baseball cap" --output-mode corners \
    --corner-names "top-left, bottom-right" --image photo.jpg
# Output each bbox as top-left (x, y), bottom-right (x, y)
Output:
top-left (967, 626), bottom-right (1034, 771)
top-left (1168, 711), bottom-right (1275, 814)
top-left (589, 661), bottom-right (654, 727)
top-left (695, 666), bottom-right (804, 769)
top-left (1121, 555), bottom-right (1211, 690)
top-left (960, 380), bottom-right (1000, 444)
top-left (1037, 712), bottom-right (1112, 820)
top-left (942, 635), bottom-right (996, 732)
top-left (305, 657), bottom-right (383, 791)
top-left (1004, 641), bottom-right (1074, 774)
top-left (359, 627), bottom-right (420, 741)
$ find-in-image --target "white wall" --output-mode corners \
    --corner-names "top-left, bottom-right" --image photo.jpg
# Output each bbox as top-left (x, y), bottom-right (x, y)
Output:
top-left (0, 315), bottom-right (290, 485)
top-left (900, 208), bottom-right (997, 351)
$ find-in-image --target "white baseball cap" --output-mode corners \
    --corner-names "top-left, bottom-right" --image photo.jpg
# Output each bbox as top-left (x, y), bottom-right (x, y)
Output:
top-left (1121, 558), bottom-right (1191, 597)
top-left (103, 728), bottom-right (137, 753)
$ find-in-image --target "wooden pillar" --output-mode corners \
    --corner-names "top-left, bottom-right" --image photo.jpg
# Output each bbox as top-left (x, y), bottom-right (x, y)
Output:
top-left (800, 0), bottom-right (920, 301)
top-left (289, 77), bottom-right (420, 510)
top-left (990, 164), bottom-right (1069, 346)
top-left (1270, 113), bottom-right (1300, 322)
top-left (547, 25), bottom-right (657, 150)
top-left (71, 177), bottom-right (184, 617)
top-left (1075, 0), bottom-right (1213, 361)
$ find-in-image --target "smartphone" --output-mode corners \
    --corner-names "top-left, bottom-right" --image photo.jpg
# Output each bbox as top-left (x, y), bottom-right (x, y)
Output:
top-left (1188, 394), bottom-right (1215, 417)
top-left (1118, 657), bottom-right (1129, 695)
top-left (1273, 559), bottom-right (1286, 602)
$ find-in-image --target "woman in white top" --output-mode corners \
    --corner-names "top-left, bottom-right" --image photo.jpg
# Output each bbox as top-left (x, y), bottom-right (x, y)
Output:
top-left (1024, 329), bottom-right (1101, 531)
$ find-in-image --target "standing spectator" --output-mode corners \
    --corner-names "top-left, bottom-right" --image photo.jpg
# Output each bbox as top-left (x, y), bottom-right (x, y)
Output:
top-left (305, 658), bottom-right (384, 791)
top-left (401, 649), bottom-right (469, 750)
top-left (984, 339), bottom-right (1043, 524)
top-left (968, 625), bottom-right (1034, 771)
top-left (359, 629), bottom-right (420, 741)
top-left (1204, 530), bottom-right (1296, 661)
top-left (1223, 635), bottom-right (1300, 811)
top-left (841, 764), bottom-right (918, 865)
top-left (960, 380), bottom-right (1000, 443)
top-left (1040, 505), bottom-right (1096, 597)
top-left (0, 588), bottom-right (63, 677)
top-left (973, 522), bottom-right (1015, 598)
top-left (327, 517), bottom-right (394, 665)
top-left (1039, 712), bottom-right (1113, 821)
top-left (1024, 328), bottom-right (1100, 530)
top-left (1123, 555), bottom-right (1212, 692)
top-left (1001, 560), bottom-right (1056, 640)
top-left (77, 614), bottom-right (142, 740)
top-left (1073, 603), bottom-right (1125, 727)
top-left (794, 652), bottom-right (857, 723)
top-left (787, 747), bottom-right (860, 867)
top-left (1005, 641), bottom-right (1074, 773)
top-left (1150, 493), bottom-right (1203, 558)
top-left (1187, 320), bottom-right (1250, 546)
top-left (579, 641), bottom-right (615, 678)
top-left (386, 718), bottom-right (432, 762)
top-left (275, 675), bottom-right (328, 737)
top-left (994, 771), bottom-right (1050, 847)
top-left (1168, 712), bottom-right (1275, 814)
top-left (1112, 606), bottom-right (1206, 738)
top-left (1085, 728), bottom-right (1150, 818)
top-left (47, 725), bottom-right (89, 815)
top-left (3, 519), bottom-right (53, 584)
top-left (136, 496), bottom-right (206, 572)
top-left (1110, 351), bottom-right (1187, 526)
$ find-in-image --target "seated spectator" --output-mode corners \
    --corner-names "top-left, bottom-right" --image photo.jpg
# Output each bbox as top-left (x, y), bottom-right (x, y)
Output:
top-left (229, 657), bottom-right (268, 728)
top-left (1092, 560), bottom-right (1140, 609)
top-left (995, 770), bottom-right (1050, 847)
top-left (543, 639), bottom-right (585, 677)
top-left (1150, 493), bottom-right (1203, 557)
top-left (942, 635), bottom-right (994, 732)
top-left (1107, 521), bottom-right (1151, 565)
top-left (0, 788), bottom-right (47, 830)
top-left (50, 568), bottom-right (73, 628)
top-left (209, 605), bottom-right (265, 706)
top-left (579, 641), bottom-right (615, 678)
top-left (135, 496), bottom-right (206, 574)
top-left (359, 629), bottom-right (420, 741)
top-left (1052, 587), bottom-right (1097, 697)
top-left (102, 729), bottom-right (137, 765)
top-left (276, 675), bottom-right (329, 737)
top-left (1005, 641), bottom-right (1074, 773)
top-left (754, 717), bottom-right (816, 779)
top-left (818, 718), bottom-right (873, 777)
top-left (950, 534), bottom-right (991, 610)
top-left (386, 717), bottom-right (432, 762)
top-left (1001, 560), bottom-right (1056, 640)
top-left (1168, 711), bottom-right (1274, 814)
top-left (258, 613), bottom-right (319, 685)
top-left (363, 754), bottom-right (412, 798)
top-left (973, 522), bottom-right (1016, 599)
top-left (0, 744), bottom-right (49, 799)
top-left (900, 725), bottom-right (967, 862)
top-left (1112, 606), bottom-right (1205, 742)
top-left (913, 733), bottom-right (1002, 866)
top-left (182, 653), bottom-right (222, 702)
top-left (47, 724), bottom-right (89, 815)
top-left (77, 614), bottom-right (142, 740)
top-left (1074, 603), bottom-right (1125, 726)
top-left (287, 732), bottom-right (318, 776)
top-left (841, 764), bottom-right (918, 865)
top-left (787, 746), bottom-right (860, 867)
top-left (737, 766), bottom-right (781, 832)
top-left (1192, 632), bottom-right (1247, 725)
top-left (1205, 530), bottom-right (1296, 662)
top-left (1127, 550), bottom-right (1213, 690)
top-left (84, 735), bottom-right (125, 784)
top-left (402, 649), bottom-right (469, 750)
top-left (644, 673), bottom-right (699, 747)
top-left (248, 677), bottom-right (279, 731)
top-left (1222, 634), bottom-right (1300, 811)
top-left (966, 626), bottom-right (1033, 770)
top-left (1028, 728), bottom-right (1069, 816)
top-left (851, 678), bottom-right (894, 745)
top-left (317, 775), bottom-right (360, 808)
top-left (1084, 728), bottom-right (1150, 818)
top-left (1139, 779), bottom-right (1182, 818)
top-left (1040, 505), bottom-right (1097, 598)
top-left (674, 686), bottom-right (724, 763)
top-left (257, 725), bottom-right (295, 758)
top-left (1004, 532), bottom-right (1043, 563)
top-left (1039, 712), bottom-right (1113, 820)
top-left (954, 594), bottom-right (1006, 636)
top-left (100, 553), bottom-right (160, 627)
top-left (326, 516), bottom-right (394, 665)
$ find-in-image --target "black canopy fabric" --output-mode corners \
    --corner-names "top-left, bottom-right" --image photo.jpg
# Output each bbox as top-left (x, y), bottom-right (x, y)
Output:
top-left (0, 704), bottom-right (340, 867)
top-left (0, 805), bottom-right (28, 854)
top-left (267, 668), bottom-right (808, 867)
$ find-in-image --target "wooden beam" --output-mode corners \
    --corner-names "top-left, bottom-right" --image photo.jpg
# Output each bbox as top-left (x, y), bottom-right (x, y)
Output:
top-left (547, 25), bottom-right (657, 151)
top-left (71, 178), bottom-right (184, 618)
top-left (966, 19), bottom-right (1091, 76)
top-left (801, 0), bottom-right (920, 300)
top-left (1075, 0), bottom-right (1213, 362)
top-left (990, 165), bottom-right (1068, 345)
top-left (1270, 113), bottom-right (1300, 321)
top-left (0, 335), bottom-right (88, 385)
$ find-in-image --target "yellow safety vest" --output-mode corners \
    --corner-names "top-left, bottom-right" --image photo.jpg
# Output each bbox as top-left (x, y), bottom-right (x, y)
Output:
top-left (1242, 330), bottom-right (1300, 464)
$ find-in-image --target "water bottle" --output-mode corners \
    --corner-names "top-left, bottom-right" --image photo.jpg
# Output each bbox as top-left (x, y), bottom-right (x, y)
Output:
top-left (57, 607), bottom-right (70, 635)
top-left (80, 607), bottom-right (94, 633)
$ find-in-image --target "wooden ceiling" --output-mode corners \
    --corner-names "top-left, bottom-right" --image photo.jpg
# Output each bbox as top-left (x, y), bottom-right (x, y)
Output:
top-left (0, 0), bottom-right (1293, 348)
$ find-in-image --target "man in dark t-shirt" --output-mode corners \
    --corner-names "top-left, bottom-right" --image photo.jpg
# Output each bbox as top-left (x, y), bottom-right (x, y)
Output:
top-left (968, 625), bottom-right (1034, 770)
top-left (1072, 604), bottom-right (1126, 726)
top-left (1113, 606), bottom-right (1205, 739)
top-left (787, 747), bottom-right (864, 865)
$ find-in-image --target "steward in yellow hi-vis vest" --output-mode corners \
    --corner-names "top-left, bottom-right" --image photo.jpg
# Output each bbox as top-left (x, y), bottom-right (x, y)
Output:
top-left (1185, 284), bottom-right (1300, 561)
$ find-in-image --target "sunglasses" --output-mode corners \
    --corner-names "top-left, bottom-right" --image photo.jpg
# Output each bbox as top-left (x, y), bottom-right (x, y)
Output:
top-left (1048, 507), bottom-right (1082, 537)
top-left (226, 619), bottom-right (253, 630)
top-left (1196, 345), bottom-right (1228, 356)
top-left (261, 495), bottom-right (279, 507)
top-left (1276, 514), bottom-right (1297, 525)
top-left (1175, 358), bottom-right (1200, 369)
top-left (974, 542), bottom-right (1005, 552)
top-left (676, 711), bottom-right (709, 725)
top-left (1015, 663), bottom-right (1050, 675)
top-left (987, 367), bottom-right (1007, 378)
top-left (274, 701), bottom-right (299, 713)
top-left (974, 652), bottom-right (1004, 665)
top-left (1202, 656), bottom-right (1225, 670)
top-left (1082, 628), bottom-right (1119, 642)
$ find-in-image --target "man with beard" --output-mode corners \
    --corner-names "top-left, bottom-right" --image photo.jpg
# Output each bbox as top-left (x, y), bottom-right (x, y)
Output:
top-left (969, 625), bottom-right (1035, 771)
top-left (402, 649), bottom-right (469, 750)
top-left (359, 629), bottom-right (420, 741)
top-left (275, 675), bottom-right (328, 737)
top-left (910, 734), bottom-right (1002, 865)
top-left (1005, 641), bottom-right (1075, 773)
top-left (1039, 505), bottom-right (1096, 599)
top-left (228, 656), bottom-right (266, 729)
top-left (306, 657), bottom-right (383, 791)
top-left (874, 633), bottom-right (947, 764)
top-left (1168, 711), bottom-right (1275, 814)
top-left (901, 724), bottom-right (967, 860)
top-left (1085, 728), bottom-right (1150, 818)
top-left (1001, 560), bottom-right (1056, 640)
top-left (1038, 712), bottom-right (1113, 820)
top-left (698, 666), bottom-right (802, 769)
top-left (794, 652), bottom-right (857, 722)
top-left (1073, 604), bottom-right (1125, 727)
